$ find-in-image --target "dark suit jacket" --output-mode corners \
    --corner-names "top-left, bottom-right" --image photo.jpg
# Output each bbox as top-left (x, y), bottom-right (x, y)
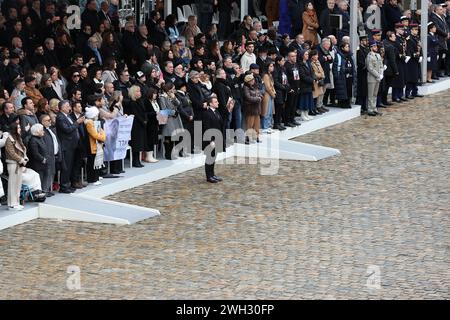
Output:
top-left (55, 112), bottom-right (80, 152)
top-left (202, 108), bottom-right (224, 152)
top-left (28, 135), bottom-right (51, 172)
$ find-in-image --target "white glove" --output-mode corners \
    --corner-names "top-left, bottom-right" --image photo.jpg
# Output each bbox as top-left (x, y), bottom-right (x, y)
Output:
top-left (210, 141), bottom-right (216, 148)
top-left (427, 57), bottom-right (431, 62)
top-left (383, 65), bottom-right (387, 70)
top-left (379, 74), bottom-right (384, 81)
top-left (418, 57), bottom-right (423, 63)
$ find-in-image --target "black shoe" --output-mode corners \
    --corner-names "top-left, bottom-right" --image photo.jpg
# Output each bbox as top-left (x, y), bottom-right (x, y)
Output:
top-left (406, 95), bottom-right (414, 99)
top-left (308, 110), bottom-right (318, 116)
top-left (256, 138), bottom-right (262, 143)
top-left (284, 122), bottom-right (295, 127)
top-left (367, 112), bottom-right (378, 116)
top-left (245, 137), bottom-right (250, 145)
top-left (413, 94), bottom-right (424, 98)
top-left (59, 188), bottom-right (74, 194)
top-left (400, 97), bottom-right (408, 102)
top-left (293, 120), bottom-right (302, 126)
top-left (383, 101), bottom-right (393, 106)
top-left (274, 124), bottom-right (286, 131)
top-left (432, 76), bottom-right (439, 80)
top-left (46, 192), bottom-right (54, 197)
top-left (212, 175), bottom-right (223, 182)
top-left (206, 177), bottom-right (218, 183)
top-left (132, 162), bottom-right (144, 168)
top-left (375, 111), bottom-right (383, 116)
top-left (393, 98), bottom-right (401, 103)
top-left (378, 104), bottom-right (387, 108)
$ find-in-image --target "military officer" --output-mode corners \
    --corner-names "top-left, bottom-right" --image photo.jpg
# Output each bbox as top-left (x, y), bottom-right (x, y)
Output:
top-left (366, 40), bottom-right (384, 117)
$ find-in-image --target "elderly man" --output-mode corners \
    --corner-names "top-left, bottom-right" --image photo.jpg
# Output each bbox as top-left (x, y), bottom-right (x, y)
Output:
top-left (84, 37), bottom-right (103, 66)
top-left (42, 38), bottom-right (59, 68)
top-left (430, 3), bottom-right (449, 77)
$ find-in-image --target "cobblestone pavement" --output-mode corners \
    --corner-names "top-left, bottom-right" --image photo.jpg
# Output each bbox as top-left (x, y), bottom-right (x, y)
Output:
top-left (0, 91), bottom-right (449, 299)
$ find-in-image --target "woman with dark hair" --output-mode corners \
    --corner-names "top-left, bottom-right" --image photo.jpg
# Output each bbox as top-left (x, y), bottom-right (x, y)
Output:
top-left (261, 60), bottom-right (276, 133)
top-left (101, 57), bottom-right (119, 83)
top-left (159, 82), bottom-right (183, 160)
top-left (55, 32), bottom-right (74, 69)
top-left (35, 98), bottom-right (50, 120)
top-left (310, 49), bottom-right (328, 113)
top-left (332, 42), bottom-right (355, 108)
top-left (4, 121), bottom-right (28, 210)
top-left (143, 87), bottom-right (161, 163)
top-left (194, 33), bottom-right (207, 47)
top-left (273, 56), bottom-right (289, 131)
top-left (153, 18), bottom-right (169, 48)
top-left (205, 24), bottom-right (218, 44)
top-left (208, 40), bottom-right (222, 65)
top-left (40, 74), bottom-right (60, 101)
top-left (146, 65), bottom-right (165, 92)
top-left (302, 2), bottom-right (319, 47)
top-left (101, 31), bottom-right (122, 61)
top-left (165, 14), bottom-right (179, 43)
top-left (298, 49), bottom-right (316, 121)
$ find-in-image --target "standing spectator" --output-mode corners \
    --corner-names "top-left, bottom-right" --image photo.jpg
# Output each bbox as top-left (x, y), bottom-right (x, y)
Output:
top-left (298, 49), bottom-right (315, 121)
top-left (40, 114), bottom-right (58, 196)
top-left (18, 96), bottom-right (38, 147)
top-left (284, 50), bottom-right (302, 127)
top-left (175, 82), bottom-right (195, 154)
top-left (27, 123), bottom-right (52, 197)
top-left (240, 41), bottom-right (257, 73)
top-left (243, 73), bottom-right (263, 144)
top-left (430, 4), bottom-right (449, 78)
top-left (42, 38), bottom-right (60, 69)
top-left (310, 49), bottom-right (327, 114)
top-left (55, 100), bottom-right (85, 193)
top-left (302, 2), bottom-right (319, 47)
top-left (273, 56), bottom-right (289, 131)
top-left (5, 121), bottom-right (28, 210)
top-left (40, 73), bottom-right (60, 101)
top-left (218, 0), bottom-right (233, 40)
top-left (405, 23), bottom-right (424, 98)
top-left (81, 0), bottom-right (101, 33)
top-left (333, 43), bottom-right (355, 108)
top-left (183, 15), bottom-right (202, 40)
top-left (317, 37), bottom-right (333, 110)
top-left (261, 61), bottom-right (276, 133)
top-left (69, 101), bottom-right (88, 190)
top-left (391, 23), bottom-right (407, 102)
top-left (143, 88), bottom-right (161, 162)
top-left (384, 0), bottom-right (402, 32)
top-left (356, 35), bottom-right (370, 112)
top-left (427, 22), bottom-right (440, 82)
top-left (159, 82), bottom-right (183, 160)
top-left (127, 85), bottom-right (147, 168)
top-left (84, 106), bottom-right (106, 185)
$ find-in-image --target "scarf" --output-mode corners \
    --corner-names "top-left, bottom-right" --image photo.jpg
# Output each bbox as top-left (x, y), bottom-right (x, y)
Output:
top-left (93, 121), bottom-right (105, 170)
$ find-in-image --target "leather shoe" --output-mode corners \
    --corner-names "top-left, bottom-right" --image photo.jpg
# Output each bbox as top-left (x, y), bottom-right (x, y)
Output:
top-left (393, 98), bottom-right (401, 103)
top-left (59, 188), bottom-right (74, 194)
top-left (206, 177), bottom-right (218, 183)
top-left (400, 97), bottom-right (408, 102)
top-left (293, 120), bottom-right (302, 126)
top-left (383, 101), bottom-right (393, 106)
top-left (367, 112), bottom-right (378, 116)
top-left (413, 94), bottom-right (424, 98)
top-left (274, 124), bottom-right (287, 131)
top-left (284, 122), bottom-right (295, 127)
top-left (212, 175), bottom-right (223, 181)
top-left (132, 163), bottom-right (144, 168)
top-left (71, 181), bottom-right (83, 189)
top-left (406, 95), bottom-right (414, 99)
top-left (378, 104), bottom-right (387, 108)
top-left (375, 111), bottom-right (383, 116)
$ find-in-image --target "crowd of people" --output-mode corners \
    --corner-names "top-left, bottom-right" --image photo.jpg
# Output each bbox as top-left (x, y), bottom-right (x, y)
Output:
top-left (0, 0), bottom-right (449, 208)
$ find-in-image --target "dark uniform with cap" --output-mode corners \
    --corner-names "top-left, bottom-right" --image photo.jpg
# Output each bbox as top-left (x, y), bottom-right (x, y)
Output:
top-left (356, 35), bottom-right (370, 111)
top-left (405, 23), bottom-right (423, 98)
top-left (391, 23), bottom-right (407, 102)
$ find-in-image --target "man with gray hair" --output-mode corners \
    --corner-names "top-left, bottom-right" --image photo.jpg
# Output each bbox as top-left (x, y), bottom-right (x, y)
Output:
top-left (430, 3), bottom-right (449, 77)
top-left (43, 38), bottom-right (59, 68)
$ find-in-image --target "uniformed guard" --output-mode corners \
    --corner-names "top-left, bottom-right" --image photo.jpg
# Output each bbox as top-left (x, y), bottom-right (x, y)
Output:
top-left (356, 35), bottom-right (370, 113)
top-left (366, 40), bottom-right (384, 116)
top-left (405, 23), bottom-right (424, 98)
top-left (391, 23), bottom-right (407, 102)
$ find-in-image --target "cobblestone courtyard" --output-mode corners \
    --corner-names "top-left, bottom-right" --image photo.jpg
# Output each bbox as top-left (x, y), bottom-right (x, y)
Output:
top-left (0, 91), bottom-right (448, 299)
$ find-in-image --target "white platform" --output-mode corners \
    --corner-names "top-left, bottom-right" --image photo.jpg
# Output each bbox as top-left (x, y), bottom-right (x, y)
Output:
top-left (418, 76), bottom-right (450, 95)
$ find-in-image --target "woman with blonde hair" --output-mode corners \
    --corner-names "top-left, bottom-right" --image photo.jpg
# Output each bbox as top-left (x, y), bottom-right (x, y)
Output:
top-left (261, 61), bottom-right (276, 133)
top-left (183, 15), bottom-right (201, 40)
top-left (126, 85), bottom-right (148, 167)
top-left (84, 106), bottom-right (106, 185)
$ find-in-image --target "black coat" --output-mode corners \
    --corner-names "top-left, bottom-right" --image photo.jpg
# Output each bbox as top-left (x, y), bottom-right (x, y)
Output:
top-left (285, 61), bottom-right (301, 91)
top-left (55, 112), bottom-right (80, 152)
top-left (28, 135), bottom-right (51, 172)
top-left (405, 35), bottom-right (421, 84)
top-left (69, 113), bottom-right (89, 157)
top-left (42, 128), bottom-right (58, 173)
top-left (212, 78), bottom-right (233, 120)
top-left (356, 45), bottom-right (370, 97)
top-left (202, 108), bottom-right (224, 153)
top-left (391, 36), bottom-right (406, 88)
top-left (430, 13), bottom-right (449, 50)
top-left (273, 64), bottom-right (290, 104)
top-left (384, 3), bottom-right (402, 32)
top-left (81, 8), bottom-right (101, 32)
top-left (55, 44), bottom-right (74, 70)
top-left (42, 49), bottom-right (60, 69)
top-left (187, 80), bottom-right (206, 120)
top-left (319, 7), bottom-right (336, 37)
top-left (383, 40), bottom-right (398, 77)
top-left (40, 86), bottom-right (60, 101)
top-left (298, 61), bottom-right (314, 94)
top-left (288, 0), bottom-right (305, 34)
top-left (332, 51), bottom-right (355, 100)
top-left (318, 45), bottom-right (334, 84)
top-left (143, 99), bottom-right (160, 148)
top-left (127, 99), bottom-right (148, 152)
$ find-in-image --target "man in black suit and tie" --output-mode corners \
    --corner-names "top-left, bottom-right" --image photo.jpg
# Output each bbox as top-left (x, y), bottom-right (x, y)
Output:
top-left (202, 96), bottom-right (224, 183)
top-left (55, 100), bottom-right (85, 193)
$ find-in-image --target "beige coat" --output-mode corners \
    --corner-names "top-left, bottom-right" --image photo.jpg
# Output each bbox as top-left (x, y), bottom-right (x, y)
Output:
top-left (302, 11), bottom-right (319, 47)
top-left (261, 73), bottom-right (276, 116)
top-left (311, 60), bottom-right (325, 98)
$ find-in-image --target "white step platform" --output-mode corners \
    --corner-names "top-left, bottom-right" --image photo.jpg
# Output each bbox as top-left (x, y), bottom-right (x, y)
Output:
top-left (1, 105), bottom-right (360, 231)
top-left (418, 76), bottom-right (450, 96)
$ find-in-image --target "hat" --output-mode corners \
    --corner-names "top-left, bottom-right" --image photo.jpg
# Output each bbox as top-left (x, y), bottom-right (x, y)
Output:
top-left (410, 23), bottom-right (419, 28)
top-left (175, 79), bottom-right (187, 90)
top-left (428, 21), bottom-right (436, 29)
top-left (371, 28), bottom-right (382, 36)
top-left (438, 3), bottom-right (448, 8)
top-left (400, 16), bottom-right (409, 21)
top-left (24, 75), bottom-right (36, 83)
top-left (395, 22), bottom-right (404, 29)
top-left (189, 70), bottom-right (199, 78)
top-left (136, 71), bottom-right (145, 79)
top-left (85, 106), bottom-right (99, 119)
top-left (369, 40), bottom-right (378, 47)
top-left (249, 63), bottom-right (259, 70)
top-left (244, 73), bottom-right (254, 83)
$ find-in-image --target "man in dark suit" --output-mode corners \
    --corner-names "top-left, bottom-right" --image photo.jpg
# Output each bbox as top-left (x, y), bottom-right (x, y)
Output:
top-left (203, 96), bottom-right (224, 183)
top-left (69, 100), bottom-right (88, 190)
top-left (81, 0), bottom-right (101, 33)
top-left (55, 100), bottom-right (85, 193)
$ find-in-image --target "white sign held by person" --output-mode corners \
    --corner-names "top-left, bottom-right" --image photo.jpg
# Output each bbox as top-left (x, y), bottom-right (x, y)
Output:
top-left (104, 116), bottom-right (134, 161)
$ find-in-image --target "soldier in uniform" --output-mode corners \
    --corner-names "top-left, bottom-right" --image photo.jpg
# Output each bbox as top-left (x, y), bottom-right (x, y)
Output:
top-left (391, 23), bottom-right (407, 103)
top-left (382, 31), bottom-right (399, 105)
top-left (356, 35), bottom-right (370, 113)
top-left (366, 40), bottom-right (384, 117)
top-left (405, 23), bottom-right (424, 99)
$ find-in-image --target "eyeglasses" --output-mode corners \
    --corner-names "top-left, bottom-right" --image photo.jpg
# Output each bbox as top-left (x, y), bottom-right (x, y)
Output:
top-left (73, 74), bottom-right (80, 77)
